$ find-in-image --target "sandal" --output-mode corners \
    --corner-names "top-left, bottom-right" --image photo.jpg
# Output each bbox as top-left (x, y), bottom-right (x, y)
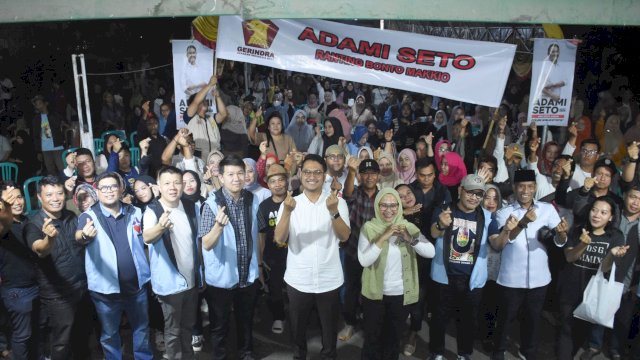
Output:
top-left (338, 325), bottom-right (354, 341)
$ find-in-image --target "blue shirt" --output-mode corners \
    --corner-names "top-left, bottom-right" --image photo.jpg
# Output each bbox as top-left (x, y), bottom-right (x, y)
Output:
top-left (79, 204), bottom-right (139, 295)
top-left (40, 114), bottom-right (63, 151)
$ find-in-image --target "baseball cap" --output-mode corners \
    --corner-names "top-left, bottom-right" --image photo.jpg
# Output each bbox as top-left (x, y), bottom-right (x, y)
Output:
top-left (506, 143), bottom-right (524, 159)
top-left (266, 164), bottom-right (288, 180)
top-left (594, 158), bottom-right (617, 177)
top-left (325, 145), bottom-right (345, 157)
top-left (461, 174), bottom-right (485, 192)
top-left (359, 159), bottom-right (380, 173)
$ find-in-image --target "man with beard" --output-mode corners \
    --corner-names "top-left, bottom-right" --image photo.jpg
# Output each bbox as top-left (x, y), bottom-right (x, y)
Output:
top-left (257, 164), bottom-right (289, 334)
top-left (490, 169), bottom-right (570, 360)
top-left (274, 154), bottom-right (350, 360)
top-left (323, 145), bottom-right (349, 196)
top-left (338, 157), bottom-right (380, 341)
top-left (428, 174), bottom-right (499, 360)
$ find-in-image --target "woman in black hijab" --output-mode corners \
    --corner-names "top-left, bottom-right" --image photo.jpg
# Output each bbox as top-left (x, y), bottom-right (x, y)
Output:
top-left (308, 116), bottom-right (345, 156)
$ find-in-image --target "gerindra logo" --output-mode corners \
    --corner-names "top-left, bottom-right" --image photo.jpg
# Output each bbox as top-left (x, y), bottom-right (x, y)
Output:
top-left (242, 20), bottom-right (279, 49)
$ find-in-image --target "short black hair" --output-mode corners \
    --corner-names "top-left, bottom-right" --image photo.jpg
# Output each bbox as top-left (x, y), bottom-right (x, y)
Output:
top-left (580, 138), bottom-right (600, 152)
top-left (95, 172), bottom-right (123, 188)
top-left (415, 157), bottom-right (436, 172)
top-left (302, 154), bottom-right (327, 173)
top-left (37, 175), bottom-right (65, 194)
top-left (0, 180), bottom-right (22, 195)
top-left (478, 154), bottom-right (498, 172)
top-left (157, 166), bottom-right (183, 180)
top-left (75, 147), bottom-right (94, 159)
top-left (219, 154), bottom-right (246, 174)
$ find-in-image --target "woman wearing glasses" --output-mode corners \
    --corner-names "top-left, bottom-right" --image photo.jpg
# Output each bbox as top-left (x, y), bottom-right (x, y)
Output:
top-left (358, 188), bottom-right (434, 360)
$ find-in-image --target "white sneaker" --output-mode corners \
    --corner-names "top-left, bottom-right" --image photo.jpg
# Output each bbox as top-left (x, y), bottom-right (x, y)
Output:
top-left (192, 335), bottom-right (204, 352)
top-left (271, 320), bottom-right (284, 334)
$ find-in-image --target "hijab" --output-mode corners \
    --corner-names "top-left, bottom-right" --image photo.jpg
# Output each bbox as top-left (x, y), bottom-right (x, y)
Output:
top-left (322, 117), bottom-right (344, 156)
top-left (328, 109), bottom-right (352, 142)
top-left (438, 151), bottom-right (467, 187)
top-left (378, 151), bottom-right (404, 189)
top-left (538, 141), bottom-right (559, 176)
top-left (397, 148), bottom-right (417, 184)
top-left (286, 109), bottom-right (314, 152)
top-left (243, 158), bottom-right (272, 203)
top-left (433, 110), bottom-right (447, 130)
top-left (351, 125), bottom-right (368, 147)
top-left (73, 183), bottom-right (98, 210)
top-left (181, 169), bottom-right (205, 204)
top-left (362, 188), bottom-right (420, 243)
top-left (434, 139), bottom-right (451, 168)
top-left (358, 146), bottom-right (374, 160)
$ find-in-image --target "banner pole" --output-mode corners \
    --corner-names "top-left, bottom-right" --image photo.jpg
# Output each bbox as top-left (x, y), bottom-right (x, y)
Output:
top-left (542, 125), bottom-right (549, 146)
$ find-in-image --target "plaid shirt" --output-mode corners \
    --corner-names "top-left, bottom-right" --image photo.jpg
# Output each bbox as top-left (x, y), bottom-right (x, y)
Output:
top-left (199, 188), bottom-right (252, 288)
top-left (345, 186), bottom-right (377, 256)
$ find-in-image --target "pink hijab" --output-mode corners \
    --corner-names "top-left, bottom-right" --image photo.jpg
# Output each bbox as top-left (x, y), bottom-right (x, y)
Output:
top-left (397, 148), bottom-right (417, 183)
top-left (434, 139), bottom-right (452, 168)
top-left (438, 151), bottom-right (467, 187)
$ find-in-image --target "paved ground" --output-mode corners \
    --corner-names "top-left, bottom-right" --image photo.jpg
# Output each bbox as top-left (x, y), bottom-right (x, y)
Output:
top-left (80, 292), bottom-right (623, 360)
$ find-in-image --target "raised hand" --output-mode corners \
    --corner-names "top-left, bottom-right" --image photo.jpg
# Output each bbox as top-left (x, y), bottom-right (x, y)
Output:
top-left (326, 189), bottom-right (339, 214)
top-left (139, 138), bottom-right (151, 154)
top-left (215, 206), bottom-right (229, 227)
top-left (562, 158), bottom-right (573, 178)
top-left (208, 75), bottom-right (218, 87)
top-left (568, 122), bottom-right (578, 138)
top-left (504, 215), bottom-right (519, 232)
top-left (404, 203), bottom-right (422, 216)
top-left (477, 167), bottom-right (492, 183)
top-left (259, 141), bottom-right (268, 155)
top-left (283, 192), bottom-right (296, 212)
top-left (611, 245), bottom-right (630, 257)
top-left (64, 176), bottom-right (77, 193)
top-left (158, 211), bottom-right (173, 230)
top-left (42, 217), bottom-right (58, 238)
top-left (583, 177), bottom-right (597, 192)
top-left (438, 206), bottom-right (453, 228)
top-left (384, 129), bottom-right (394, 142)
top-left (529, 136), bottom-right (541, 154)
top-left (150, 184), bottom-right (160, 197)
top-left (330, 176), bottom-right (342, 193)
top-left (1, 186), bottom-right (18, 206)
top-left (347, 157), bottom-right (360, 173)
top-left (81, 218), bottom-right (97, 239)
top-left (580, 228), bottom-right (591, 245)
top-left (556, 217), bottom-right (570, 234)
top-left (338, 136), bottom-right (347, 148)
top-left (628, 141), bottom-right (639, 160)
top-left (523, 208), bottom-right (537, 224)
top-left (424, 132), bottom-right (434, 146)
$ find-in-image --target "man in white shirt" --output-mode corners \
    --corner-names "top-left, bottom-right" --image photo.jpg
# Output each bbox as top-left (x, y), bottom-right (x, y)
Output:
top-left (489, 169), bottom-right (569, 360)
top-left (275, 154), bottom-right (351, 360)
top-left (562, 125), bottom-right (599, 191)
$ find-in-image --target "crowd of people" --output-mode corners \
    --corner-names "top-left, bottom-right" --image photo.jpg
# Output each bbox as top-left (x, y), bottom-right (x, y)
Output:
top-left (0, 62), bottom-right (639, 360)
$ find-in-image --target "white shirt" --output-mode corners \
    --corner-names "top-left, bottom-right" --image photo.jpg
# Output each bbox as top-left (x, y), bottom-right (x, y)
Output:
top-left (143, 201), bottom-right (195, 290)
top-left (495, 201), bottom-right (563, 289)
top-left (323, 168), bottom-right (349, 197)
top-left (358, 233), bottom-right (434, 295)
top-left (562, 142), bottom-right (590, 191)
top-left (277, 191), bottom-right (350, 293)
top-left (527, 160), bottom-right (556, 200)
top-left (371, 87), bottom-right (389, 106)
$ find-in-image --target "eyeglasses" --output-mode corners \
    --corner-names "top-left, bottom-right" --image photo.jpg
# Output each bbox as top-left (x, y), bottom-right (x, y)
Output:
top-left (98, 184), bottom-right (120, 193)
top-left (326, 154), bottom-right (344, 161)
top-left (464, 190), bottom-right (485, 199)
top-left (581, 149), bottom-right (598, 156)
top-left (301, 169), bottom-right (324, 177)
top-left (379, 202), bottom-right (399, 210)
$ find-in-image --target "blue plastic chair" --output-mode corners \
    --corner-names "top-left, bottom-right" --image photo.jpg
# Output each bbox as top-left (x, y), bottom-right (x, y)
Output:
top-left (130, 147), bottom-right (140, 168)
top-left (0, 162), bottom-right (18, 182)
top-left (94, 138), bottom-right (105, 155)
top-left (23, 176), bottom-right (43, 215)
top-left (129, 131), bottom-right (138, 147)
top-left (62, 147), bottom-right (78, 168)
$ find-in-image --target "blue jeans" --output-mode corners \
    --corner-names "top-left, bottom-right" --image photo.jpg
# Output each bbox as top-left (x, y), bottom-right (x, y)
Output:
top-left (0, 286), bottom-right (40, 360)
top-left (90, 287), bottom-right (153, 360)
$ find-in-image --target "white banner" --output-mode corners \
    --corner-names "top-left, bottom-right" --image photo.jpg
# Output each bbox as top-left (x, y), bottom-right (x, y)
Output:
top-left (216, 16), bottom-right (516, 107)
top-left (527, 38), bottom-right (577, 127)
top-left (171, 40), bottom-right (215, 128)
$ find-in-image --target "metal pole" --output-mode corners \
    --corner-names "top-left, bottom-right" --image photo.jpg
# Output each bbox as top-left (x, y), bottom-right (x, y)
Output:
top-left (542, 125), bottom-right (549, 145)
top-left (71, 55), bottom-right (84, 131)
top-left (79, 54), bottom-right (95, 155)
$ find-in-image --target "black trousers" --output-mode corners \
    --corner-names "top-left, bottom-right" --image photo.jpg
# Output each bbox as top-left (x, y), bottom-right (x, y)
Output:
top-left (265, 260), bottom-right (287, 322)
top-left (40, 290), bottom-right (92, 360)
top-left (611, 291), bottom-right (637, 355)
top-left (557, 302), bottom-right (592, 359)
top-left (492, 285), bottom-right (547, 360)
top-left (361, 295), bottom-right (408, 360)
top-left (408, 256), bottom-right (432, 332)
top-left (429, 276), bottom-right (483, 357)
top-left (341, 254), bottom-right (363, 326)
top-left (205, 282), bottom-right (258, 360)
top-left (287, 285), bottom-right (340, 360)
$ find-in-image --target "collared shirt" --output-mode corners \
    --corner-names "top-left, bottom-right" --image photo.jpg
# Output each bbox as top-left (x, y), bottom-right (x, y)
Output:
top-left (277, 191), bottom-right (350, 293)
top-left (620, 215), bottom-right (640, 292)
top-left (222, 188), bottom-right (251, 287)
top-left (495, 200), bottom-right (562, 289)
top-left (345, 186), bottom-right (377, 257)
top-left (79, 204), bottom-right (139, 296)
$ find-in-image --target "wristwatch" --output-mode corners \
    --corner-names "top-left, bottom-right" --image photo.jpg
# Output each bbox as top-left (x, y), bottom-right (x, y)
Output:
top-left (330, 212), bottom-right (340, 219)
top-left (436, 222), bottom-right (446, 231)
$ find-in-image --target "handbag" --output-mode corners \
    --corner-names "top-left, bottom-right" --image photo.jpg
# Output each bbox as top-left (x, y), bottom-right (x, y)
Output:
top-left (573, 262), bottom-right (624, 328)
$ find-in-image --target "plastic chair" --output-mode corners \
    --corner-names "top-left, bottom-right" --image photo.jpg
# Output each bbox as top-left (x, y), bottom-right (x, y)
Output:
top-left (23, 176), bottom-right (43, 215)
top-left (94, 138), bottom-right (105, 155)
top-left (0, 162), bottom-right (18, 182)
top-left (130, 147), bottom-right (140, 168)
top-left (129, 131), bottom-right (138, 147)
top-left (62, 147), bottom-right (78, 168)
top-left (100, 130), bottom-right (127, 142)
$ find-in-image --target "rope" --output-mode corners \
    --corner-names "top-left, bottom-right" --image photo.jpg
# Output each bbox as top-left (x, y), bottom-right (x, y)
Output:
top-left (85, 63), bottom-right (172, 76)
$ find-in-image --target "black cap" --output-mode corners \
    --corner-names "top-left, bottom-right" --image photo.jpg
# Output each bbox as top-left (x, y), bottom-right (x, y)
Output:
top-left (513, 169), bottom-right (536, 183)
top-left (594, 158), bottom-right (617, 177)
top-left (359, 159), bottom-right (380, 173)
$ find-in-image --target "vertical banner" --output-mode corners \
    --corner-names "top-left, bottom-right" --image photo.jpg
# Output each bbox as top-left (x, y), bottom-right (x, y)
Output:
top-left (527, 38), bottom-right (577, 126)
top-left (172, 40), bottom-right (215, 128)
